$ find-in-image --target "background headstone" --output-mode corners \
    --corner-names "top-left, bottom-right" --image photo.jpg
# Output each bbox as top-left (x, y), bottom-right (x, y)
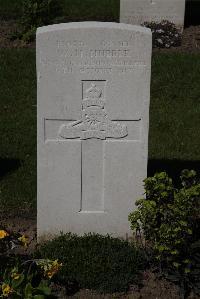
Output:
top-left (120, 0), bottom-right (186, 29)
top-left (37, 22), bottom-right (152, 239)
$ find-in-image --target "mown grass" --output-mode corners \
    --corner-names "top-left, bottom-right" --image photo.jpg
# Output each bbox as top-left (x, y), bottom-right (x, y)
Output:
top-left (0, 49), bottom-right (36, 212)
top-left (62, 0), bottom-right (119, 21)
top-left (0, 0), bottom-right (23, 20)
top-left (150, 53), bottom-right (200, 161)
top-left (0, 49), bottom-right (200, 211)
top-left (0, 0), bottom-right (119, 21)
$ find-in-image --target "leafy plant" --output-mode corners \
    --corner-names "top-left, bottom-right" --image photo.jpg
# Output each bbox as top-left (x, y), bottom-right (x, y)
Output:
top-left (0, 228), bottom-right (29, 273)
top-left (0, 259), bottom-right (62, 298)
top-left (142, 20), bottom-right (182, 48)
top-left (37, 233), bottom-right (145, 293)
top-left (129, 170), bottom-right (200, 298)
top-left (0, 228), bottom-right (61, 298)
top-left (17, 0), bottom-right (64, 42)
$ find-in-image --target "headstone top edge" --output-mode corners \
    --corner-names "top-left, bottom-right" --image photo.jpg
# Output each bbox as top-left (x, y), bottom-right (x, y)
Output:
top-left (36, 21), bottom-right (151, 36)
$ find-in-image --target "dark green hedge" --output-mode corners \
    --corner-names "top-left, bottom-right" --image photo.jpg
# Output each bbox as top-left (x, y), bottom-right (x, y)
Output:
top-left (37, 233), bottom-right (145, 293)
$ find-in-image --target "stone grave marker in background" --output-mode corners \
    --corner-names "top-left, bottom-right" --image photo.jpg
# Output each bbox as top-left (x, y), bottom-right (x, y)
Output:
top-left (37, 22), bottom-right (152, 239)
top-left (120, 0), bottom-right (185, 29)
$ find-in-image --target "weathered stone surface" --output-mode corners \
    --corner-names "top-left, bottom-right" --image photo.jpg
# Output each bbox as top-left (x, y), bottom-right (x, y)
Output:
top-left (37, 22), bottom-right (152, 239)
top-left (120, 0), bottom-right (185, 29)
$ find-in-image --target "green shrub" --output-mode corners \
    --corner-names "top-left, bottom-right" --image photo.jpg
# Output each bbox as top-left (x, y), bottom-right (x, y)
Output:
top-left (19, 0), bottom-right (64, 42)
top-left (143, 20), bottom-right (182, 48)
top-left (37, 233), bottom-right (144, 293)
top-left (129, 170), bottom-right (200, 298)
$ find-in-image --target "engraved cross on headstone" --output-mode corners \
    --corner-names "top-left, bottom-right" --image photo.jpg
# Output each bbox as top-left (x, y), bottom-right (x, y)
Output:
top-left (58, 82), bottom-right (128, 213)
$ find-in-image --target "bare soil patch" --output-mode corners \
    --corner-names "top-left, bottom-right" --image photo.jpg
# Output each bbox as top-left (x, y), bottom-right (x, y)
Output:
top-left (0, 20), bottom-right (35, 48)
top-left (1, 21), bottom-right (200, 53)
top-left (1, 214), bottom-right (200, 299)
top-left (52, 271), bottom-right (200, 298)
top-left (0, 213), bottom-right (37, 254)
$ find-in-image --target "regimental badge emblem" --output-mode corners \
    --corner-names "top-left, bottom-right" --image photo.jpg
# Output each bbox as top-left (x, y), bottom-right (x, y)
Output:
top-left (59, 83), bottom-right (128, 140)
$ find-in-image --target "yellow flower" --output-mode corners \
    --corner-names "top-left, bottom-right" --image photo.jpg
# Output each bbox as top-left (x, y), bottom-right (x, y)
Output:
top-left (18, 235), bottom-right (29, 247)
top-left (52, 259), bottom-right (63, 268)
top-left (36, 259), bottom-right (62, 279)
top-left (0, 230), bottom-right (9, 239)
top-left (46, 270), bottom-right (55, 279)
top-left (2, 283), bottom-right (13, 297)
top-left (11, 272), bottom-right (20, 280)
top-left (44, 260), bottom-right (62, 279)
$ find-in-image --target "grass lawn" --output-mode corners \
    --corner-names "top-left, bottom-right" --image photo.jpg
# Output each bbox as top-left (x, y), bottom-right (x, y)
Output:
top-left (0, 0), bottom-right (119, 21)
top-left (62, 0), bottom-right (119, 21)
top-left (0, 49), bottom-right (200, 212)
top-left (150, 53), bottom-right (200, 160)
top-left (0, 0), bottom-right (23, 20)
top-left (0, 49), bottom-right (36, 212)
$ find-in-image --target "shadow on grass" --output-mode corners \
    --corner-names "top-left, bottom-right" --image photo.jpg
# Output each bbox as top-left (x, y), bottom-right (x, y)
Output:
top-left (0, 157), bottom-right (21, 179)
top-left (148, 159), bottom-right (200, 185)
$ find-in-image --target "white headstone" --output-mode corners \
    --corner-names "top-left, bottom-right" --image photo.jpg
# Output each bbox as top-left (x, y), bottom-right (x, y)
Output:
top-left (37, 22), bottom-right (152, 239)
top-left (120, 0), bottom-right (185, 29)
